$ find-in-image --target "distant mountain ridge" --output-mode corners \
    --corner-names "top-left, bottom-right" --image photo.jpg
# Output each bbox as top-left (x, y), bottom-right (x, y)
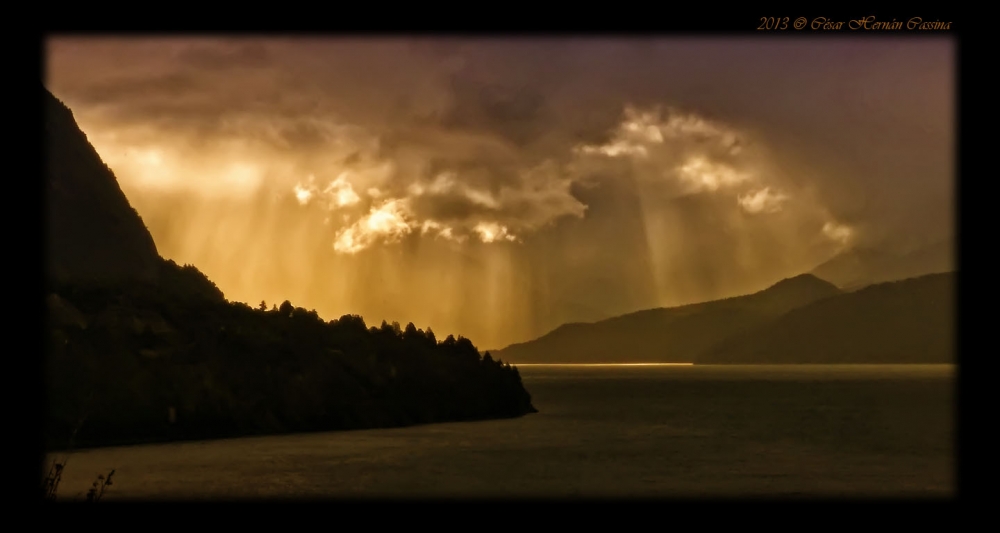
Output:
top-left (495, 270), bottom-right (955, 365)
top-left (493, 274), bottom-right (843, 364)
top-left (699, 272), bottom-right (954, 364)
top-left (810, 239), bottom-right (954, 291)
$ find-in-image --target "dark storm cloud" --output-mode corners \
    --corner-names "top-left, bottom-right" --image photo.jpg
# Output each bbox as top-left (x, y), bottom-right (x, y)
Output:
top-left (175, 41), bottom-right (272, 70)
top-left (441, 76), bottom-right (551, 148)
top-left (408, 193), bottom-right (490, 224)
top-left (44, 36), bottom-right (954, 345)
top-left (68, 72), bottom-right (200, 105)
top-left (46, 36), bottom-right (953, 246)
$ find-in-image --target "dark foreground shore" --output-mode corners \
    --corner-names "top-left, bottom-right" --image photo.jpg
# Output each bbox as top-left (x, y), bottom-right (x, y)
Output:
top-left (44, 364), bottom-right (954, 500)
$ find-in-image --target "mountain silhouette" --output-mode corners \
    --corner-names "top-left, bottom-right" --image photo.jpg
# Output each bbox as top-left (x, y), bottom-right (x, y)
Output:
top-left (45, 87), bottom-right (162, 286)
top-left (44, 85), bottom-right (535, 450)
top-left (698, 272), bottom-right (954, 364)
top-left (493, 274), bottom-right (842, 364)
top-left (810, 238), bottom-right (954, 291)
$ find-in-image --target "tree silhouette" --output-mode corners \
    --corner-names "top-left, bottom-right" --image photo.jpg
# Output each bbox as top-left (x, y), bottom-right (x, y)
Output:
top-left (403, 322), bottom-right (419, 342)
top-left (45, 273), bottom-right (536, 451)
top-left (43, 82), bottom-right (538, 452)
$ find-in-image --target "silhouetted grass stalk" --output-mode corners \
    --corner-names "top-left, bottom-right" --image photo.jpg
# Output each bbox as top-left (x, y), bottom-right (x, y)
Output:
top-left (42, 409), bottom-right (116, 502)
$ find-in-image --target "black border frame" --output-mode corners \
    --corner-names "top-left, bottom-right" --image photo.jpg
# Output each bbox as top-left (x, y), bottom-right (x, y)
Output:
top-left (28, 12), bottom-right (966, 511)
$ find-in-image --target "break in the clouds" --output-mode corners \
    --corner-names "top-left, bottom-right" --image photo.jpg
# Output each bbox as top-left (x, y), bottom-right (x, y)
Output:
top-left (285, 130), bottom-right (586, 253)
top-left (44, 37), bottom-right (954, 348)
top-left (569, 103), bottom-right (843, 247)
top-left (739, 188), bottom-right (790, 215)
top-left (45, 37), bottom-right (951, 251)
top-left (276, 100), bottom-right (839, 254)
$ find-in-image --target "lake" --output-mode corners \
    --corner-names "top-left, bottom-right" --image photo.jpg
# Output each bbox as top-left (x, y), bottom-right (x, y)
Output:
top-left (44, 364), bottom-right (955, 500)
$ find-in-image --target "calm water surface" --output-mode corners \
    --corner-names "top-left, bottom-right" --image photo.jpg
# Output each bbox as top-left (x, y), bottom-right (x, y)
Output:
top-left (46, 365), bottom-right (955, 500)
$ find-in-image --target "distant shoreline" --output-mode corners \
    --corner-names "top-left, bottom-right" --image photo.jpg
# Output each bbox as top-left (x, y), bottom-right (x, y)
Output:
top-left (513, 363), bottom-right (694, 366)
top-left (511, 363), bottom-right (955, 367)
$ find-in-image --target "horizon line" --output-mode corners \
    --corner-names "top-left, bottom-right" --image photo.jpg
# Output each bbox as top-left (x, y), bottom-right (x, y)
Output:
top-left (511, 363), bottom-right (695, 367)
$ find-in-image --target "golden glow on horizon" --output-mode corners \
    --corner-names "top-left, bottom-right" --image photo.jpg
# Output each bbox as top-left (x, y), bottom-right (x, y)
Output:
top-left (46, 34), bottom-right (949, 352)
top-left (70, 101), bottom-right (863, 349)
top-left (512, 363), bottom-right (696, 367)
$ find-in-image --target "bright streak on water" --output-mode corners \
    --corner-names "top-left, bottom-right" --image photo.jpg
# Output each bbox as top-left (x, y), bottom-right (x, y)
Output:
top-left (513, 363), bottom-right (695, 367)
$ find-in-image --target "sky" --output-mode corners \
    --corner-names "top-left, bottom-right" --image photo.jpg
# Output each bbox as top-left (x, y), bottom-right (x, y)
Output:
top-left (44, 36), bottom-right (955, 350)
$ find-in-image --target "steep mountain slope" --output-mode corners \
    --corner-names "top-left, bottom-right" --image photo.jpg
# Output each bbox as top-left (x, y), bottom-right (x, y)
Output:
top-left (45, 86), bottom-right (163, 285)
top-left (44, 84), bottom-right (536, 451)
top-left (698, 272), bottom-right (955, 364)
top-left (494, 274), bottom-right (842, 364)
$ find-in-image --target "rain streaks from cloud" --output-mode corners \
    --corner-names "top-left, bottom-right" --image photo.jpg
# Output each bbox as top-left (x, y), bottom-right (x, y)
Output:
top-left (44, 37), bottom-right (953, 348)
